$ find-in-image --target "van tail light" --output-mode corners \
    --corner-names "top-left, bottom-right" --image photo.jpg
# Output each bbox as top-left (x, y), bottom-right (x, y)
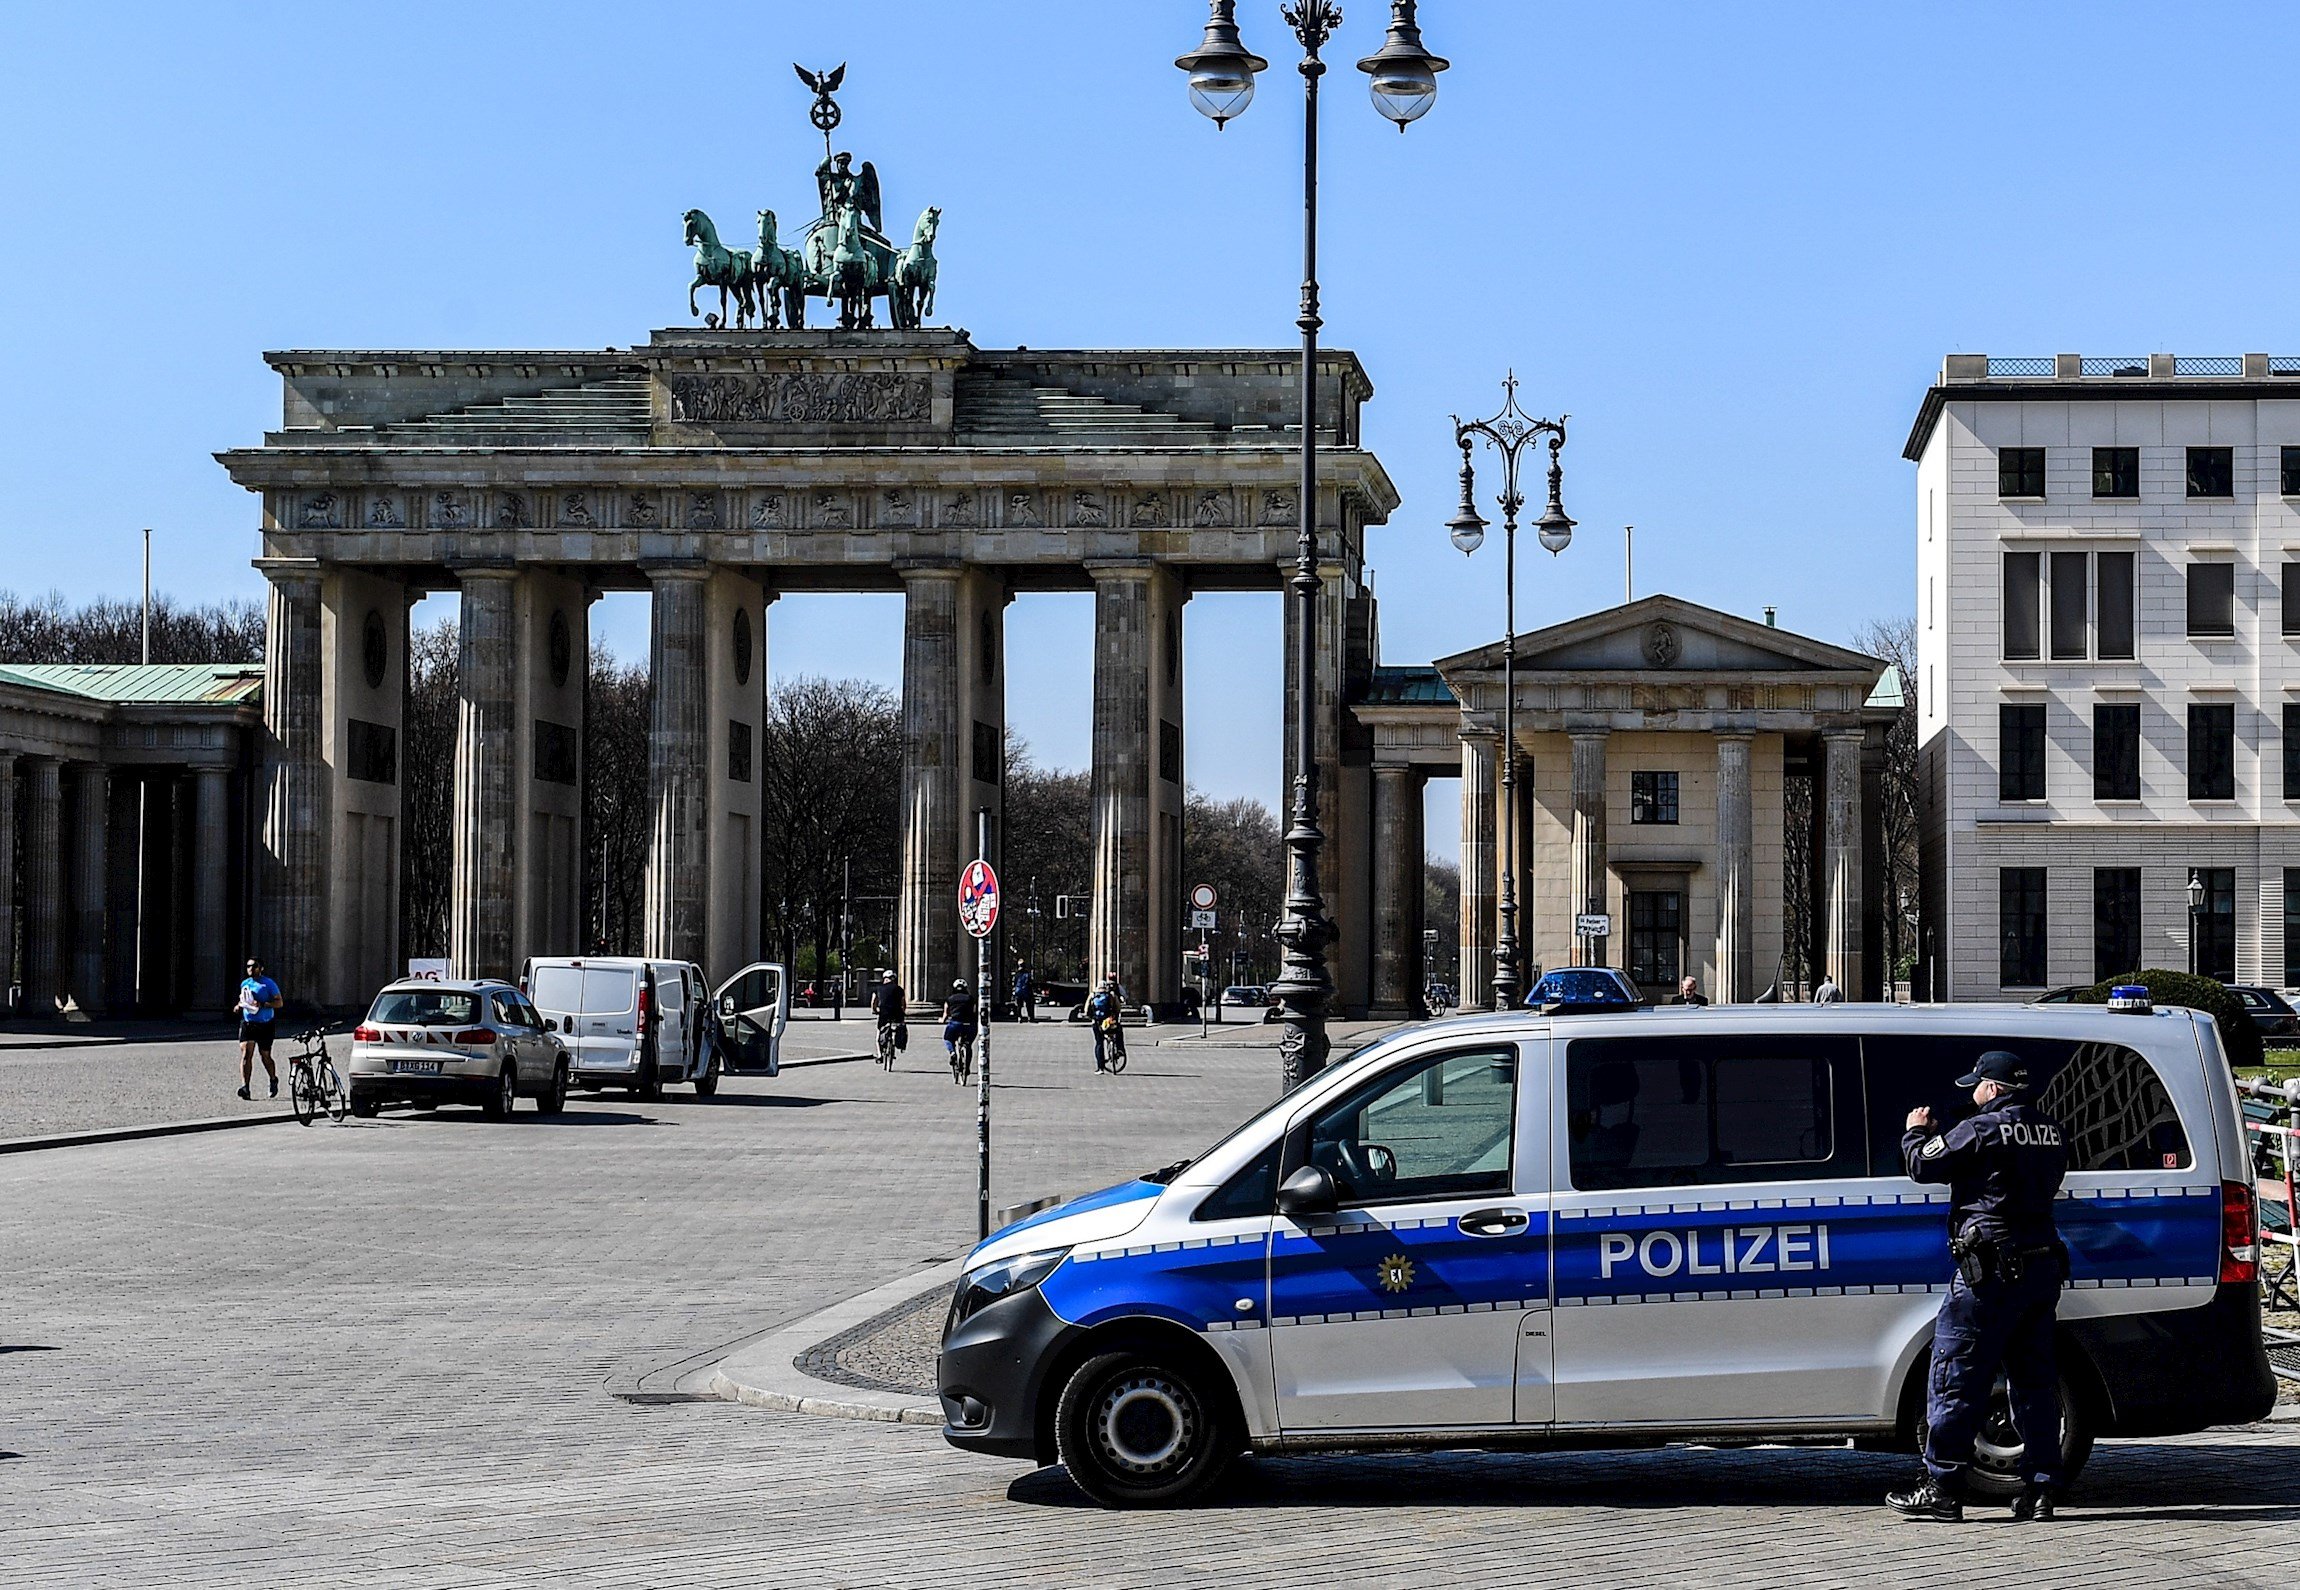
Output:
top-left (636, 983), bottom-right (651, 1036)
top-left (453, 1028), bottom-right (496, 1048)
top-left (2221, 1180), bottom-right (2259, 1284)
top-left (353, 1024), bottom-right (380, 1043)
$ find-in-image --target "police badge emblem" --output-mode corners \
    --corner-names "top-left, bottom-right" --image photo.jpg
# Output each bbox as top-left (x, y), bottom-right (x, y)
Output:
top-left (1376, 1253), bottom-right (1416, 1294)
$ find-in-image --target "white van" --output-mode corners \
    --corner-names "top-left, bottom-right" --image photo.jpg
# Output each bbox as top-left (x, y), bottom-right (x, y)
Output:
top-left (523, 957), bottom-right (788, 1097)
top-left (937, 1001), bottom-right (2275, 1507)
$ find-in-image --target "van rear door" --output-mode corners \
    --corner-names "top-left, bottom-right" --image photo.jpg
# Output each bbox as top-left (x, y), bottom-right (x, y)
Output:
top-left (575, 965), bottom-right (639, 1070)
top-left (715, 963), bottom-right (788, 1075)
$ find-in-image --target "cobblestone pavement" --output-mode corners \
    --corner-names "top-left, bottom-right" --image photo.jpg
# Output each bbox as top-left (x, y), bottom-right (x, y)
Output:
top-left (3, 1022), bottom-right (2296, 1588)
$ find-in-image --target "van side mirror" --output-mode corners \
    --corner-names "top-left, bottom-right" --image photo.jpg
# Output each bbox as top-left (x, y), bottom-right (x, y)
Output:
top-left (1275, 1164), bottom-right (1339, 1218)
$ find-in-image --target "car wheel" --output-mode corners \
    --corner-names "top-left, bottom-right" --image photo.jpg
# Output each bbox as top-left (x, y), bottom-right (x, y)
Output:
top-left (348, 1089), bottom-right (381, 1119)
top-left (484, 1063), bottom-right (517, 1120)
top-left (1054, 1349), bottom-right (1235, 1509)
top-left (536, 1061), bottom-right (567, 1116)
top-left (1959, 1370), bottom-right (2093, 1501)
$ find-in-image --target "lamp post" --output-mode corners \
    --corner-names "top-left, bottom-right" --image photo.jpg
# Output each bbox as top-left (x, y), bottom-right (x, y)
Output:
top-left (1178, 0), bottom-right (1448, 1089)
top-left (1445, 373), bottom-right (1574, 1013)
top-left (2187, 871), bottom-right (2205, 979)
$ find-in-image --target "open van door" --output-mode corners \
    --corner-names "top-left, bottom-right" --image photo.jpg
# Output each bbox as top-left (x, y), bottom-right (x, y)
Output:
top-left (715, 963), bottom-right (789, 1077)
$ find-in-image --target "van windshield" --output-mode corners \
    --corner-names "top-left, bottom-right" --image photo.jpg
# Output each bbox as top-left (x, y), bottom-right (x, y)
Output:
top-left (369, 989), bottom-right (480, 1027)
top-left (530, 967), bottom-right (582, 1013)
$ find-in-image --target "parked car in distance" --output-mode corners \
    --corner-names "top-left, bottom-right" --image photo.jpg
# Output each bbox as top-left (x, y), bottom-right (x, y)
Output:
top-left (347, 979), bottom-right (567, 1119)
top-left (524, 957), bottom-right (787, 1098)
top-left (1040, 981), bottom-right (1089, 1013)
top-left (1524, 967), bottom-right (1644, 1013)
top-left (1221, 985), bottom-right (1265, 1008)
top-left (2225, 984), bottom-right (2300, 1039)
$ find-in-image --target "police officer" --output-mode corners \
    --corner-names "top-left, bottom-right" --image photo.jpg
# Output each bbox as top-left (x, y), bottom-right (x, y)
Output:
top-left (1887, 1049), bottom-right (2070, 1523)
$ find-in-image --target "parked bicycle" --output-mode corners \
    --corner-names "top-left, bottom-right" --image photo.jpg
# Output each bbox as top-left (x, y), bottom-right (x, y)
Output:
top-left (288, 1027), bottom-right (348, 1125)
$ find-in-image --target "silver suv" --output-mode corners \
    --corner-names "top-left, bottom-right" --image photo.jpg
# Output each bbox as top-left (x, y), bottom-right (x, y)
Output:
top-left (347, 979), bottom-right (569, 1119)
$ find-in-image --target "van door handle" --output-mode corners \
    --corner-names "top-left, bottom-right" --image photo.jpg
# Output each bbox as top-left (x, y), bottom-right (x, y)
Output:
top-left (1459, 1208), bottom-right (1530, 1238)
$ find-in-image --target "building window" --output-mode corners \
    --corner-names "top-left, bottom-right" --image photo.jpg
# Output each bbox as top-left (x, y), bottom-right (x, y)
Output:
top-left (2284, 563), bottom-right (2300, 637)
top-left (2093, 868), bottom-right (2140, 982)
top-left (2049, 550), bottom-right (2088, 659)
top-left (1999, 447), bottom-right (2045, 498)
top-left (2096, 551), bottom-right (2135, 658)
top-left (2003, 551), bottom-right (2041, 659)
top-left (2186, 562), bottom-right (2235, 637)
top-left (2000, 868), bottom-right (2048, 988)
top-left (2188, 702), bottom-right (2235, 800)
top-left (2286, 870), bottom-right (2300, 985)
top-left (1627, 889), bottom-right (1683, 989)
top-left (2000, 702), bottom-right (2046, 801)
top-left (2283, 445), bottom-right (2300, 498)
top-left (2191, 866), bottom-right (2236, 982)
top-left (2186, 445), bottom-right (2235, 498)
top-left (2094, 703), bottom-right (2140, 800)
top-left (2092, 446), bottom-right (2140, 499)
top-left (2287, 703), bottom-right (2300, 800)
top-left (1630, 770), bottom-right (1679, 825)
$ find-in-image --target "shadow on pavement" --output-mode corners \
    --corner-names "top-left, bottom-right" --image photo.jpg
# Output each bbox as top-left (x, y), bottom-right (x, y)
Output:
top-left (676, 1093), bottom-right (841, 1110)
top-left (0, 1345), bottom-right (58, 1355)
top-left (1008, 1439), bottom-right (2300, 1515)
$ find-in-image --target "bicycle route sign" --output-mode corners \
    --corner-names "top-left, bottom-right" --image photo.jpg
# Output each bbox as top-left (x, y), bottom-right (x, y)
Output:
top-left (959, 859), bottom-right (1001, 938)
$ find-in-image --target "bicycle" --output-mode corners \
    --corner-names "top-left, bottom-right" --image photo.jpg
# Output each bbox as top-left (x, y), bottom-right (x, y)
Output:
top-left (877, 1021), bottom-right (902, 1071)
top-left (948, 1030), bottom-right (975, 1085)
top-left (1095, 1015), bottom-right (1128, 1076)
top-left (288, 1027), bottom-right (348, 1125)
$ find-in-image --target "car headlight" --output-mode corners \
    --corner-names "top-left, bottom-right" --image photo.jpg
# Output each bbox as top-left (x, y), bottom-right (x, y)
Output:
top-left (946, 1246), bottom-right (1070, 1332)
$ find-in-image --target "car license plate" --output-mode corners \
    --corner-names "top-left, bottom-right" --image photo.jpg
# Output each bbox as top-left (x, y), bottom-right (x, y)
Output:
top-left (390, 1058), bottom-right (441, 1075)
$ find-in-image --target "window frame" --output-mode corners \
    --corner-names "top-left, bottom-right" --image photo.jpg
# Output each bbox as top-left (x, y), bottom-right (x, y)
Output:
top-left (2092, 446), bottom-right (2140, 499)
top-left (2187, 701), bottom-right (2236, 801)
top-left (2093, 701), bottom-right (2140, 801)
top-left (2002, 550), bottom-right (2042, 659)
top-left (1561, 1033), bottom-right (1862, 1192)
top-left (1999, 866), bottom-right (2048, 989)
top-left (2048, 549), bottom-right (2090, 659)
top-left (1999, 446), bottom-right (2046, 499)
top-left (2282, 445), bottom-right (2300, 499)
top-left (2286, 702), bottom-right (2300, 802)
top-left (2095, 550), bottom-right (2136, 659)
top-left (1629, 770), bottom-right (1680, 826)
top-left (2185, 445), bottom-right (2235, 499)
top-left (2192, 866), bottom-right (2237, 982)
top-left (2092, 866), bottom-right (2141, 983)
top-left (1282, 1045), bottom-right (1519, 1210)
top-left (1999, 701), bottom-right (2047, 802)
top-left (2186, 561), bottom-right (2236, 638)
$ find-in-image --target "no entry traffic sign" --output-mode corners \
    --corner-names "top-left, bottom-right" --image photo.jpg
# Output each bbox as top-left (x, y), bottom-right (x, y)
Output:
top-left (960, 859), bottom-right (1001, 938)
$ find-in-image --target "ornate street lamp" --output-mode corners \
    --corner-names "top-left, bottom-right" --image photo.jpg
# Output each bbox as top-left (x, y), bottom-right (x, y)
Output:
top-left (1178, 0), bottom-right (1447, 1091)
top-left (2187, 871), bottom-right (2206, 979)
top-left (1450, 373), bottom-right (1573, 1013)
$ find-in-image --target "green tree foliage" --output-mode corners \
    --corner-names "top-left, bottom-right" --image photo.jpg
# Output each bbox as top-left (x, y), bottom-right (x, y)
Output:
top-left (0, 589), bottom-right (264, 664)
top-left (2073, 967), bottom-right (2261, 1071)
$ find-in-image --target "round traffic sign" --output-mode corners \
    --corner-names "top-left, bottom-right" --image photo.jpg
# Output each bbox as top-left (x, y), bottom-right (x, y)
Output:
top-left (959, 859), bottom-right (1001, 938)
top-left (1189, 883), bottom-right (1218, 911)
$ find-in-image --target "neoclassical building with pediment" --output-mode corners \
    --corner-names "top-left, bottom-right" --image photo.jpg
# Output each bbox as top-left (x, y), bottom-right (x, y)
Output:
top-left (1352, 595), bottom-right (1895, 1014)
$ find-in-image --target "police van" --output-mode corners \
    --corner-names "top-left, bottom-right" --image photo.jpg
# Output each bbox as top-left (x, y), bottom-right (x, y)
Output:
top-left (937, 1002), bottom-right (2274, 1507)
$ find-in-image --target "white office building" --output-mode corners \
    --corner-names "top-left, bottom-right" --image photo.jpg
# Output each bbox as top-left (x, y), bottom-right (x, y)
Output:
top-left (1912, 352), bottom-right (2300, 999)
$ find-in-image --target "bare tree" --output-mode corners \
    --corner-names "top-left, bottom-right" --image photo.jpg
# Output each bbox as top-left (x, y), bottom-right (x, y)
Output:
top-left (1003, 731), bottom-right (1092, 982)
top-left (1852, 615), bottom-right (1919, 993)
top-left (1423, 857), bottom-right (1460, 985)
top-left (760, 676), bottom-right (902, 986)
top-left (400, 618), bottom-right (457, 958)
top-left (583, 645), bottom-right (652, 955)
top-left (1182, 791), bottom-right (1284, 988)
top-left (0, 589), bottom-right (264, 664)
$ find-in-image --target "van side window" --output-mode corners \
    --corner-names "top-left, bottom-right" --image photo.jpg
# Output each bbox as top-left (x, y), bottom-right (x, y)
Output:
top-left (1194, 1142), bottom-right (1281, 1222)
top-left (1565, 1036), bottom-right (1858, 1191)
top-left (1861, 1035), bottom-right (2190, 1173)
top-left (1289, 1048), bottom-right (1516, 1206)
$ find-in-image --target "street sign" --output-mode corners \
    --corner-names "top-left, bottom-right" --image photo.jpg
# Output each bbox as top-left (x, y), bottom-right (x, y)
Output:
top-left (1191, 909), bottom-right (1217, 930)
top-left (1574, 913), bottom-right (1612, 938)
top-left (1189, 883), bottom-right (1218, 910)
top-left (959, 859), bottom-right (1001, 938)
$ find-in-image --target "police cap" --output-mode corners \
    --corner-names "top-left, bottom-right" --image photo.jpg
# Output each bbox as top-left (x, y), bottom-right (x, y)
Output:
top-left (1954, 1049), bottom-right (2030, 1090)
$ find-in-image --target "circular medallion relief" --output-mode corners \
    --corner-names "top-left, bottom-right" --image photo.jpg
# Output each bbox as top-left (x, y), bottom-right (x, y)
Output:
top-left (361, 610), bottom-right (388, 690)
top-left (1642, 621), bottom-right (1681, 668)
top-left (548, 610), bottom-right (573, 688)
top-left (733, 608), bottom-right (754, 686)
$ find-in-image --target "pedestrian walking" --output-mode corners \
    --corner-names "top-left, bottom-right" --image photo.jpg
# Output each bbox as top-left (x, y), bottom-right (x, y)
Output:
top-left (1013, 957), bottom-right (1037, 1023)
top-left (234, 957), bottom-right (283, 1100)
top-left (1814, 972), bottom-right (1844, 1004)
top-left (1887, 1049), bottom-right (2070, 1522)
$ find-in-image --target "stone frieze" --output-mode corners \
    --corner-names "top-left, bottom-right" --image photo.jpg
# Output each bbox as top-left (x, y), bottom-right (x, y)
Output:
top-left (667, 371), bottom-right (931, 426)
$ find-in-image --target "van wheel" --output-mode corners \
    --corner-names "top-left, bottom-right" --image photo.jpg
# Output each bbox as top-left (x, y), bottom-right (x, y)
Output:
top-left (1054, 1349), bottom-right (1234, 1509)
top-left (484, 1064), bottom-right (517, 1120)
top-left (636, 1054), bottom-right (662, 1102)
top-left (1961, 1371), bottom-right (2093, 1500)
top-left (693, 1049), bottom-right (719, 1098)
top-left (536, 1062), bottom-right (567, 1116)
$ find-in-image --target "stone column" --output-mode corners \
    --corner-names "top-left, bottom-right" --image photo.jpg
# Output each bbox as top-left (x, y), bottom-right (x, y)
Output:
top-left (103, 772), bottom-right (141, 1013)
top-left (1823, 728), bottom-right (1865, 1000)
top-left (22, 759), bottom-right (61, 1014)
top-left (137, 775), bottom-right (178, 1011)
top-left (1370, 765), bottom-right (1425, 1017)
top-left (955, 569), bottom-right (1010, 991)
top-left (192, 767), bottom-right (232, 1008)
top-left (67, 762), bottom-right (109, 1014)
top-left (1459, 732), bottom-right (1496, 1010)
top-left (898, 566), bottom-right (963, 1006)
top-left (643, 567), bottom-right (711, 967)
top-left (703, 570), bottom-right (767, 976)
top-left (510, 571), bottom-right (590, 971)
top-left (321, 568), bottom-right (409, 1004)
top-left (1715, 731), bottom-right (1756, 1002)
top-left (258, 568), bottom-right (326, 1003)
top-left (0, 753), bottom-right (14, 1013)
top-left (1570, 729), bottom-right (1610, 967)
top-left (449, 568), bottom-right (519, 981)
top-left (1088, 565), bottom-right (1186, 1004)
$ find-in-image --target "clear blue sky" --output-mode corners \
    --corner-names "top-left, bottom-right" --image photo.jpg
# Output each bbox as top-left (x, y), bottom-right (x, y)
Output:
top-left (7, 2), bottom-right (2299, 855)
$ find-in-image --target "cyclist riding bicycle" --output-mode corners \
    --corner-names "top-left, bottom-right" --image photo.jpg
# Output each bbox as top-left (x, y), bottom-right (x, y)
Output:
top-left (1085, 975), bottom-right (1128, 1073)
top-left (872, 970), bottom-right (907, 1064)
top-left (943, 978), bottom-right (978, 1080)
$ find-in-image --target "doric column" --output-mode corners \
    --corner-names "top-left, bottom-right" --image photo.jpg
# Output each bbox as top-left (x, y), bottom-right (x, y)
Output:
top-left (1088, 564), bottom-right (1186, 1004)
top-left (258, 567), bottom-right (326, 1002)
top-left (1823, 728), bottom-right (1865, 1000)
top-left (643, 567), bottom-right (711, 967)
top-left (67, 762), bottom-right (109, 1014)
top-left (0, 753), bottom-right (15, 1013)
top-left (510, 571), bottom-right (590, 971)
top-left (703, 572), bottom-right (767, 976)
top-left (1458, 732), bottom-right (1496, 1011)
top-left (954, 569), bottom-right (1009, 988)
top-left (103, 772), bottom-right (141, 1013)
top-left (136, 775), bottom-right (178, 1011)
top-left (1570, 729), bottom-right (1610, 967)
top-left (449, 568), bottom-right (519, 980)
top-left (1370, 764), bottom-right (1424, 1017)
top-left (321, 568), bottom-right (409, 1004)
top-left (898, 566), bottom-right (963, 1005)
top-left (1715, 731), bottom-right (1756, 1002)
top-left (22, 759), bottom-right (61, 1014)
top-left (192, 767), bottom-right (232, 1008)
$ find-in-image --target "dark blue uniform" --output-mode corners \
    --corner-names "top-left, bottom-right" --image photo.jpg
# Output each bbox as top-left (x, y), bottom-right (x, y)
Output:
top-left (1901, 1098), bottom-right (2070, 1488)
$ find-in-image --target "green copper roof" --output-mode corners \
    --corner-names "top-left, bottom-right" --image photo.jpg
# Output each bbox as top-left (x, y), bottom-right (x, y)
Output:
top-left (0, 663), bottom-right (263, 706)
top-left (1360, 666), bottom-right (1454, 706)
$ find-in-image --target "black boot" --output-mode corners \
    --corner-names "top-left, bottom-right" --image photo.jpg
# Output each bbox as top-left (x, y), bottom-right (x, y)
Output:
top-left (2010, 1483), bottom-right (2056, 1522)
top-left (1885, 1475), bottom-right (1963, 1522)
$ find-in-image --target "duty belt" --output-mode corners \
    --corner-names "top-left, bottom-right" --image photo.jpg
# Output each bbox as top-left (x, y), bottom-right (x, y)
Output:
top-left (1950, 1231), bottom-right (2066, 1286)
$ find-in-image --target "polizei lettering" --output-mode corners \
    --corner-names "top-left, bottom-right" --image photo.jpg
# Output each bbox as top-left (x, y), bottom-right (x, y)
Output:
top-left (1597, 1224), bottom-right (1833, 1281)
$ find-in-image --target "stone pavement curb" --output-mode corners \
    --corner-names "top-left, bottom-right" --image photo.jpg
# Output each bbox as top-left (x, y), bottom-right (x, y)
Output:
top-left (704, 1254), bottom-right (968, 1425)
top-left (0, 1110), bottom-right (296, 1155)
